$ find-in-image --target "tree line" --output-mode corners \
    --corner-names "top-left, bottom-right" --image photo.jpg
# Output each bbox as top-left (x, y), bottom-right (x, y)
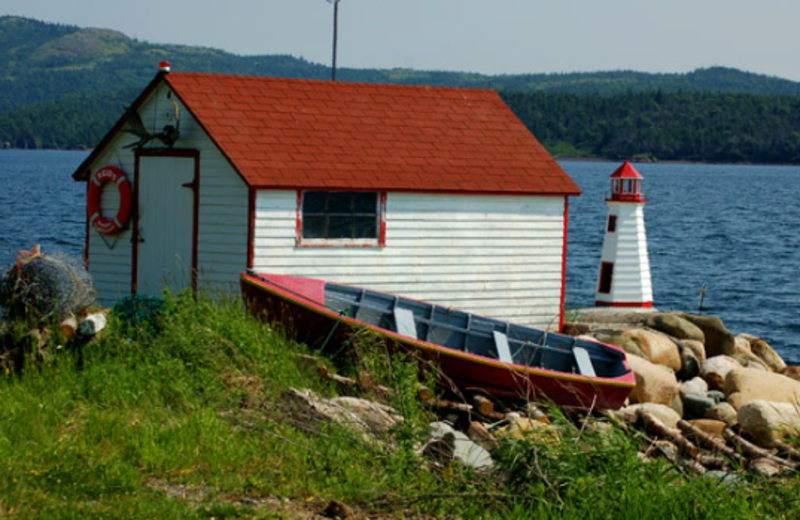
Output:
top-left (501, 91), bottom-right (800, 164)
top-left (3, 88), bottom-right (800, 165)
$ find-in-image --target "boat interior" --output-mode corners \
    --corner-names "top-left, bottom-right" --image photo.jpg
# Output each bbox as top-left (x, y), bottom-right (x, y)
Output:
top-left (324, 282), bottom-right (628, 379)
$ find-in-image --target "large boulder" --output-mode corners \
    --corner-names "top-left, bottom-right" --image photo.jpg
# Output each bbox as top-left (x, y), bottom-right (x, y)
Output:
top-left (734, 336), bottom-right (754, 356)
top-left (645, 313), bottom-right (705, 343)
top-left (724, 368), bottom-right (800, 410)
top-left (680, 314), bottom-right (735, 358)
top-left (627, 354), bottom-right (680, 407)
top-left (732, 352), bottom-right (772, 372)
top-left (593, 332), bottom-right (648, 360)
top-left (750, 338), bottom-right (787, 373)
top-left (701, 355), bottom-right (742, 392)
top-left (623, 329), bottom-right (682, 372)
top-left (682, 340), bottom-right (707, 364)
top-left (782, 366), bottom-right (800, 382)
top-left (738, 400), bottom-right (800, 448)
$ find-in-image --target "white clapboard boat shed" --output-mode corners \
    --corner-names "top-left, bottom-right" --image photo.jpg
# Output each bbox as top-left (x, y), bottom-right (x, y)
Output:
top-left (71, 68), bottom-right (582, 330)
top-left (595, 161), bottom-right (653, 308)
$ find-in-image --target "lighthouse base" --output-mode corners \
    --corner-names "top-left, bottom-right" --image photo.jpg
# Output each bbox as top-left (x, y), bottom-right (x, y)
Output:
top-left (595, 301), bottom-right (654, 308)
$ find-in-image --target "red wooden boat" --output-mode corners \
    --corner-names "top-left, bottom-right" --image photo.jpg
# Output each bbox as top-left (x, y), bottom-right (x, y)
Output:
top-left (241, 271), bottom-right (635, 409)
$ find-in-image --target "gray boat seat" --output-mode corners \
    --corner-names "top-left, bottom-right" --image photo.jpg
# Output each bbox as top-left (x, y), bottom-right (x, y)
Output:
top-left (493, 331), bottom-right (513, 363)
top-left (393, 307), bottom-right (418, 339)
top-left (573, 346), bottom-right (597, 377)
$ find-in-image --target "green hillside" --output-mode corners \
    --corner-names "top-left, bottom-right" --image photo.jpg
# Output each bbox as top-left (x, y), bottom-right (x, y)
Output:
top-left (2, 15), bottom-right (800, 163)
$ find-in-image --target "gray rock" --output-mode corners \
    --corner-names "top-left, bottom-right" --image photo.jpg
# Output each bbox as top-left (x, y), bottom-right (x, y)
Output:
top-left (677, 347), bottom-right (701, 381)
top-left (594, 332), bottom-right (648, 360)
top-left (645, 313), bottom-right (706, 343)
top-left (705, 402), bottom-right (738, 427)
top-left (682, 394), bottom-right (715, 420)
top-left (680, 377), bottom-right (709, 398)
top-left (707, 391), bottom-right (726, 404)
top-left (681, 314), bottom-right (735, 358)
top-left (751, 338), bottom-right (787, 373)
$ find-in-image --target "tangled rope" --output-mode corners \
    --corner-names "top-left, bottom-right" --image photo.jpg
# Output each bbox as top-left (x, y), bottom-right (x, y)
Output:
top-left (0, 246), bottom-right (96, 322)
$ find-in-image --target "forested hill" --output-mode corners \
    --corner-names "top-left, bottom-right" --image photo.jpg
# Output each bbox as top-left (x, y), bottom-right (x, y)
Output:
top-left (3, 15), bottom-right (800, 163)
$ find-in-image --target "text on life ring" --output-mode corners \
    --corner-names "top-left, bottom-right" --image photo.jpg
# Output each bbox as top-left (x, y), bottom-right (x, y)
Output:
top-left (88, 165), bottom-right (132, 235)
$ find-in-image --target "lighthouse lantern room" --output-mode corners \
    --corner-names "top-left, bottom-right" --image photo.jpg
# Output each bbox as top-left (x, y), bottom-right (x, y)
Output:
top-left (595, 161), bottom-right (653, 308)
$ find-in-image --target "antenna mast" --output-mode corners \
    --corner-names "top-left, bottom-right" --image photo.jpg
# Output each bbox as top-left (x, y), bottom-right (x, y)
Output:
top-left (331, 0), bottom-right (340, 81)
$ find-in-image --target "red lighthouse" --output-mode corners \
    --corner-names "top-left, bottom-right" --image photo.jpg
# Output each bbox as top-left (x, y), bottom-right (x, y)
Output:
top-left (595, 161), bottom-right (653, 308)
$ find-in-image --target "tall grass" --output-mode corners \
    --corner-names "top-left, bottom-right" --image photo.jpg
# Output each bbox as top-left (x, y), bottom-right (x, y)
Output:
top-left (0, 292), bottom-right (798, 518)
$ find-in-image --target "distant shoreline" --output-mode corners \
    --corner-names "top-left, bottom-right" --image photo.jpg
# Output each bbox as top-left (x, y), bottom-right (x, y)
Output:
top-left (2, 148), bottom-right (799, 167)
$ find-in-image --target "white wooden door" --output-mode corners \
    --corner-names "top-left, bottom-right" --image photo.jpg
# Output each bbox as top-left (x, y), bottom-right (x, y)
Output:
top-left (136, 156), bottom-right (195, 296)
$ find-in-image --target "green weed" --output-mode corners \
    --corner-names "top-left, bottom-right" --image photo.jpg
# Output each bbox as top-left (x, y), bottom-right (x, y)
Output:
top-left (0, 291), bottom-right (799, 518)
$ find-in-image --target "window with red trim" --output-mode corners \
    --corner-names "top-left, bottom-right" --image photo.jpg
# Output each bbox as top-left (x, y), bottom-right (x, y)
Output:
top-left (598, 262), bottom-right (614, 294)
top-left (297, 191), bottom-right (385, 247)
top-left (607, 215), bottom-right (617, 233)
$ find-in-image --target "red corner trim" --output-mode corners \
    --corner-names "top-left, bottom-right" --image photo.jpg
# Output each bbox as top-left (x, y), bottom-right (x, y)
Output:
top-left (559, 196), bottom-right (568, 332)
top-left (83, 182), bottom-right (90, 270)
top-left (295, 190), bottom-right (303, 247)
top-left (379, 192), bottom-right (388, 247)
top-left (132, 152), bottom-right (141, 294)
top-left (247, 188), bottom-right (256, 269)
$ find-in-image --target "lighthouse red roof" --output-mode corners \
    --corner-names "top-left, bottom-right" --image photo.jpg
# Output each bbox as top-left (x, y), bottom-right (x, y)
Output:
top-left (609, 161), bottom-right (643, 179)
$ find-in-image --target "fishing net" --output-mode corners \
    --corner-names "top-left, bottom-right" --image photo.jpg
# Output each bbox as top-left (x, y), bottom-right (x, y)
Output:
top-left (112, 294), bottom-right (166, 331)
top-left (0, 246), bottom-right (96, 322)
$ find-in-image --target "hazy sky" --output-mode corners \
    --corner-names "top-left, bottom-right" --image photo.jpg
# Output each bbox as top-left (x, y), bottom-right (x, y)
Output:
top-left (4, 0), bottom-right (800, 80)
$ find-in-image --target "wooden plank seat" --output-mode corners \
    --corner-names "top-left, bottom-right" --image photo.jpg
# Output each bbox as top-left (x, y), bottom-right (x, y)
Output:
top-left (393, 307), bottom-right (418, 339)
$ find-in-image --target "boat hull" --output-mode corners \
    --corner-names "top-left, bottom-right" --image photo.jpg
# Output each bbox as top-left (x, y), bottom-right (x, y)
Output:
top-left (241, 272), bottom-right (635, 409)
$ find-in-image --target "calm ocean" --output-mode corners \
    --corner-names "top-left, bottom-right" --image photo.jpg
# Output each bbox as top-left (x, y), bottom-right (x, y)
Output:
top-left (1, 151), bottom-right (798, 361)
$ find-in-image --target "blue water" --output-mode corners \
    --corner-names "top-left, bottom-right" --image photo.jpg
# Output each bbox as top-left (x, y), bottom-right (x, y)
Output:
top-left (562, 160), bottom-right (800, 363)
top-left (1, 151), bottom-right (798, 361)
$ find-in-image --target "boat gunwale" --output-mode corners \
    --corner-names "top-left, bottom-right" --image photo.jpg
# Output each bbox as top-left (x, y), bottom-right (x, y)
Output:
top-left (241, 272), bottom-right (636, 389)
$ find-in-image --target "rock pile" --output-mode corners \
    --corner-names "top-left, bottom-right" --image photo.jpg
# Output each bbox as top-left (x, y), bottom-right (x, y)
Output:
top-left (289, 317), bottom-right (800, 481)
top-left (569, 310), bottom-right (800, 469)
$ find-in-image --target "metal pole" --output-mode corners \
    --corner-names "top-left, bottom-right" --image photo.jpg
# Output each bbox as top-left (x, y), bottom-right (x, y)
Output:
top-left (332, 0), bottom-right (339, 81)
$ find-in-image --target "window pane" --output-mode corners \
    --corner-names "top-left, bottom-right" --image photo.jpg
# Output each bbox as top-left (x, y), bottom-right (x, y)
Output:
top-left (329, 215), bottom-right (351, 239)
top-left (328, 192), bottom-right (351, 214)
top-left (354, 192), bottom-right (378, 214)
top-left (354, 216), bottom-right (378, 238)
top-left (303, 192), bottom-right (326, 213)
top-left (302, 216), bottom-right (326, 239)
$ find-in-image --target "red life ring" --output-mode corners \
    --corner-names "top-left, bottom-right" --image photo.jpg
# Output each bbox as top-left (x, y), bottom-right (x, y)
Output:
top-left (88, 165), bottom-right (132, 235)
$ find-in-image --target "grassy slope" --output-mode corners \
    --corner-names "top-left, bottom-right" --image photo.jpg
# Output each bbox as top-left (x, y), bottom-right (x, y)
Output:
top-left (1, 292), bottom-right (798, 518)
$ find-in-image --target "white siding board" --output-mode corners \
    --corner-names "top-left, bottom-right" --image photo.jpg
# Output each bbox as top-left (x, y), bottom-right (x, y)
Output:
top-left (252, 246), bottom-right (564, 260)
top-left (253, 191), bottom-right (565, 329)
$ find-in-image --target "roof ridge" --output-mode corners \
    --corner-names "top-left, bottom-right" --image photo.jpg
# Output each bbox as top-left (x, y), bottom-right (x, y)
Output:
top-left (165, 71), bottom-right (498, 95)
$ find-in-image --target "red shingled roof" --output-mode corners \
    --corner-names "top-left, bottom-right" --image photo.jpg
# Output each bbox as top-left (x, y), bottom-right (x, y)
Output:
top-left (78, 72), bottom-right (581, 196)
top-left (609, 161), bottom-right (644, 179)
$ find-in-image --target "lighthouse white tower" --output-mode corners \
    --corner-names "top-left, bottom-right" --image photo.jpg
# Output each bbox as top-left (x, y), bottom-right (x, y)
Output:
top-left (595, 161), bottom-right (653, 308)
